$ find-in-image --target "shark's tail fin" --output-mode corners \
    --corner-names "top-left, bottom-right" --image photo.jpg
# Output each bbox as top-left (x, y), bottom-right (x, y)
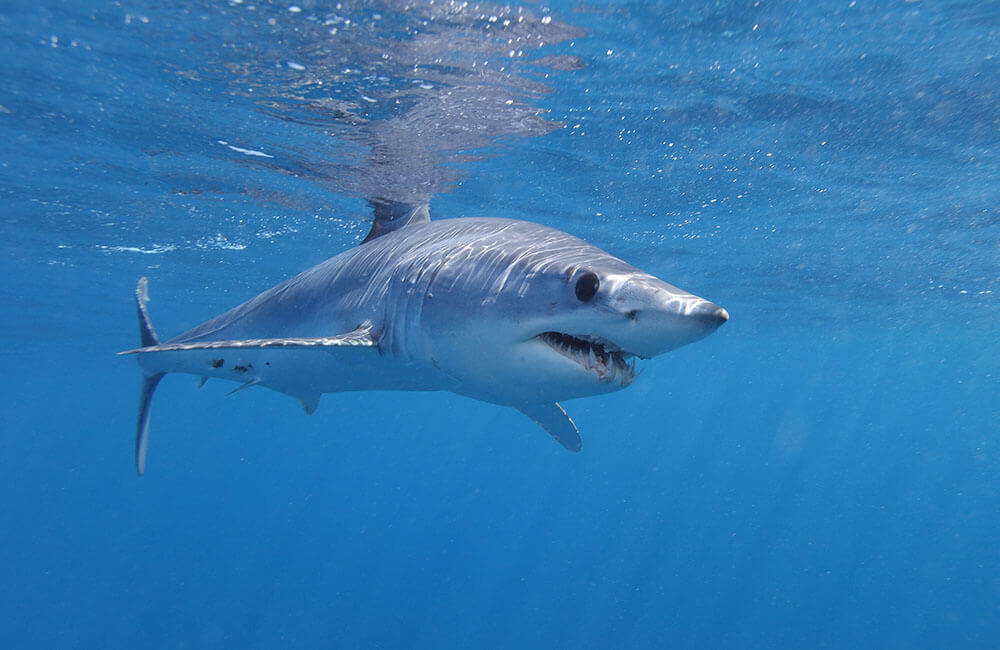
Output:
top-left (133, 277), bottom-right (163, 476)
top-left (135, 277), bottom-right (160, 348)
top-left (135, 372), bottom-right (165, 476)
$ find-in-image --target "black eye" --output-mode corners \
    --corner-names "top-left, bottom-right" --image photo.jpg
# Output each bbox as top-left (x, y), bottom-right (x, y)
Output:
top-left (574, 271), bottom-right (600, 302)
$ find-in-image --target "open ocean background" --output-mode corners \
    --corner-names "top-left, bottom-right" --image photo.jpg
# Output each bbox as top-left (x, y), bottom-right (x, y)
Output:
top-left (2, 0), bottom-right (998, 647)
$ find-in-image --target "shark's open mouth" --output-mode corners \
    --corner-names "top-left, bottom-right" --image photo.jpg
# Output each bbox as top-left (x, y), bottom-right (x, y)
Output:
top-left (538, 332), bottom-right (638, 386)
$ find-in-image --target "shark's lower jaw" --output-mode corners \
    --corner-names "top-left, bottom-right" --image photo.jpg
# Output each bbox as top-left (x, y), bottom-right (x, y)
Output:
top-left (537, 332), bottom-right (638, 386)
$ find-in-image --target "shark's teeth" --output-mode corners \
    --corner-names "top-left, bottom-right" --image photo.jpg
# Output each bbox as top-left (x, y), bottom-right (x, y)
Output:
top-left (537, 332), bottom-right (637, 386)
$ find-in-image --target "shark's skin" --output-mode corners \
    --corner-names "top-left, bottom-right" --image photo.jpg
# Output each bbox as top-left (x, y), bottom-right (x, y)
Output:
top-left (122, 214), bottom-right (727, 474)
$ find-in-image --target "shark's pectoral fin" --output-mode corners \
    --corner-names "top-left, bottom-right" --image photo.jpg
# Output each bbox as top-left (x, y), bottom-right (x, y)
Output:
top-left (517, 403), bottom-right (582, 452)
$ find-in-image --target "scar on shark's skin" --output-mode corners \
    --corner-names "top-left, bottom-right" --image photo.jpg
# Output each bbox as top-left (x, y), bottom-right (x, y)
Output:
top-left (121, 200), bottom-right (727, 475)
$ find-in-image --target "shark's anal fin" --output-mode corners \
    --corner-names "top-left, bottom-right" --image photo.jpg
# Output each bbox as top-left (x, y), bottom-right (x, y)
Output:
top-left (135, 372), bottom-right (165, 476)
top-left (118, 323), bottom-right (377, 355)
top-left (227, 378), bottom-right (261, 396)
top-left (362, 199), bottom-right (430, 243)
top-left (517, 403), bottom-right (582, 452)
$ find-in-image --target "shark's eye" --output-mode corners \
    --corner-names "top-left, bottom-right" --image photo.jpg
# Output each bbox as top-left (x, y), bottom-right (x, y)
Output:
top-left (574, 271), bottom-right (600, 302)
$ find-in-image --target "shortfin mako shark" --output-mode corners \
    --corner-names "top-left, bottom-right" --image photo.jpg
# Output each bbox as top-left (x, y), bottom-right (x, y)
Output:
top-left (121, 202), bottom-right (728, 474)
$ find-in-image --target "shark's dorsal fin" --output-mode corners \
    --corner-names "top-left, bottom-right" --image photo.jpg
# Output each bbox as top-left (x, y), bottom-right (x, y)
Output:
top-left (362, 199), bottom-right (430, 243)
top-left (517, 402), bottom-right (582, 452)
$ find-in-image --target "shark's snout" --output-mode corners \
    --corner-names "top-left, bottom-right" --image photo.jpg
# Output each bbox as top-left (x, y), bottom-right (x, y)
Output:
top-left (688, 301), bottom-right (729, 328)
top-left (604, 276), bottom-right (728, 359)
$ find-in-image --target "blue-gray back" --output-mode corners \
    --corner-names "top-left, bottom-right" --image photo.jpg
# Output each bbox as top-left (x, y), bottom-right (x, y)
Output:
top-left (169, 218), bottom-right (638, 345)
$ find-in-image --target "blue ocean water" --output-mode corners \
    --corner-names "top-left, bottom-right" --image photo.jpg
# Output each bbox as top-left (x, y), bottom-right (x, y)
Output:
top-left (2, 0), bottom-right (998, 647)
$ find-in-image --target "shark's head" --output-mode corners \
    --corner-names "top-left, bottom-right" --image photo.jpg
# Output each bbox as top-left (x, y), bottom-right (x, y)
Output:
top-left (410, 221), bottom-right (728, 406)
top-left (522, 267), bottom-right (728, 378)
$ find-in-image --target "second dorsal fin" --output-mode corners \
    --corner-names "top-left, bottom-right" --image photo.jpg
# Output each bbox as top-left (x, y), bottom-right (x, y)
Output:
top-left (362, 199), bottom-right (430, 243)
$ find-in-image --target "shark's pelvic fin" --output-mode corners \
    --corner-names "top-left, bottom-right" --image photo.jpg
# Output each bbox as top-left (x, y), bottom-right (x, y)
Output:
top-left (299, 393), bottom-right (321, 415)
top-left (362, 199), bottom-right (430, 243)
top-left (118, 323), bottom-right (376, 355)
top-left (517, 403), bottom-right (582, 452)
top-left (135, 372), bottom-right (165, 476)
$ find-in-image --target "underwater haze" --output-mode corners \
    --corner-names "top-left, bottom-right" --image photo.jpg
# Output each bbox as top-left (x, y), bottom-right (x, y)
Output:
top-left (2, 0), bottom-right (998, 648)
